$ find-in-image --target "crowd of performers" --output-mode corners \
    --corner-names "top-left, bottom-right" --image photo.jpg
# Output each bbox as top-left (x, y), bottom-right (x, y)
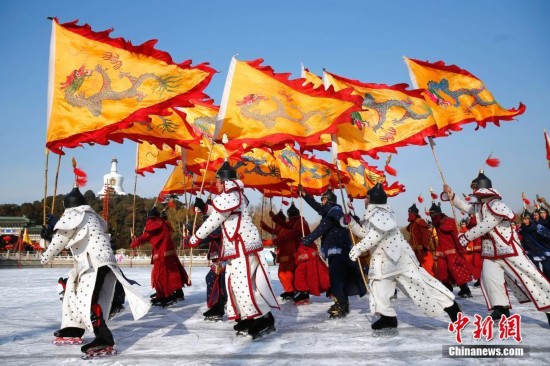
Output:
top-left (39, 161), bottom-right (550, 357)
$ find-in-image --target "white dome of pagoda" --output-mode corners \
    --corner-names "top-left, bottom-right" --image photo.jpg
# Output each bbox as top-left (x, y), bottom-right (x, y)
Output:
top-left (98, 158), bottom-right (127, 197)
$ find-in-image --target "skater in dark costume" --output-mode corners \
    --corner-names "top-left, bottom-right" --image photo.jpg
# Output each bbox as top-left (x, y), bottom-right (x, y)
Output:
top-left (201, 211), bottom-right (227, 321)
top-left (298, 185), bottom-right (367, 318)
top-left (131, 207), bottom-right (189, 307)
top-left (190, 162), bottom-right (279, 340)
top-left (40, 171), bottom-right (150, 358)
top-left (346, 183), bottom-right (461, 334)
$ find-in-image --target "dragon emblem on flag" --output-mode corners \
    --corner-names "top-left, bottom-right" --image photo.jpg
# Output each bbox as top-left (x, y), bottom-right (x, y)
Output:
top-left (236, 93), bottom-right (327, 133)
top-left (61, 63), bottom-right (182, 117)
top-left (426, 78), bottom-right (497, 110)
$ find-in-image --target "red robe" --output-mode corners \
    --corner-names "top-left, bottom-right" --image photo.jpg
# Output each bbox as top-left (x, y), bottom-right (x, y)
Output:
top-left (460, 216), bottom-right (483, 280)
top-left (406, 215), bottom-right (435, 276)
top-left (432, 214), bottom-right (474, 286)
top-left (132, 217), bottom-right (189, 298)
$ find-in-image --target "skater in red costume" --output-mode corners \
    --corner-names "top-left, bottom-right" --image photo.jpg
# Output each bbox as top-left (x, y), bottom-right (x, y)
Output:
top-left (131, 207), bottom-right (189, 307)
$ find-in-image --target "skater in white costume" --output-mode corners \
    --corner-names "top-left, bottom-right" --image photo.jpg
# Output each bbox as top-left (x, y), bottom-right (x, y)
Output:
top-left (190, 161), bottom-right (279, 340)
top-left (346, 183), bottom-right (461, 333)
top-left (41, 182), bottom-right (150, 358)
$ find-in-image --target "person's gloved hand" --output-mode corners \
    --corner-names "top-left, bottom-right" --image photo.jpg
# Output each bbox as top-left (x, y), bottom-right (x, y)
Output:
top-left (343, 214), bottom-right (352, 225)
top-left (189, 235), bottom-right (201, 247)
top-left (458, 233), bottom-right (469, 247)
top-left (40, 226), bottom-right (53, 241)
top-left (194, 198), bottom-right (206, 213)
top-left (349, 246), bottom-right (361, 262)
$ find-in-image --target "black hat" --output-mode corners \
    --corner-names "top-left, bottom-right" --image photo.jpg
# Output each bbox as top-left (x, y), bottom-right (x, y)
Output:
top-left (216, 161), bottom-right (237, 182)
top-left (148, 206), bottom-right (160, 218)
top-left (367, 183), bottom-right (387, 204)
top-left (521, 209), bottom-right (531, 219)
top-left (287, 202), bottom-right (299, 217)
top-left (471, 170), bottom-right (492, 190)
top-left (408, 203), bottom-right (419, 215)
top-left (63, 186), bottom-right (87, 209)
top-left (321, 189), bottom-right (337, 203)
top-left (429, 202), bottom-right (442, 215)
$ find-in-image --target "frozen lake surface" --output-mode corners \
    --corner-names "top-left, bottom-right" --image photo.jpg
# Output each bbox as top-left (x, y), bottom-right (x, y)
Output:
top-left (0, 265), bottom-right (549, 365)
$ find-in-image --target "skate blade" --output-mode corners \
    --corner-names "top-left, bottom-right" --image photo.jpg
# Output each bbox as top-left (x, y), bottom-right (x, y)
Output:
top-left (372, 328), bottom-right (399, 338)
top-left (52, 337), bottom-right (82, 345)
top-left (81, 346), bottom-right (117, 360)
top-left (204, 316), bottom-right (223, 322)
top-left (252, 327), bottom-right (277, 341)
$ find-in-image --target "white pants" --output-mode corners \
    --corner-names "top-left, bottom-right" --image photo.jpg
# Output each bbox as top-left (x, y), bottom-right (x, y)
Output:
top-left (481, 253), bottom-right (550, 311)
top-left (370, 265), bottom-right (455, 317)
top-left (225, 252), bottom-right (279, 320)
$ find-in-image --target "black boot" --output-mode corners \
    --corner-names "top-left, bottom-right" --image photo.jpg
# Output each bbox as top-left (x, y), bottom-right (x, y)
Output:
top-left (203, 302), bottom-right (224, 320)
top-left (457, 284), bottom-right (472, 299)
top-left (248, 312), bottom-right (276, 340)
top-left (473, 279), bottom-right (481, 287)
top-left (328, 301), bottom-right (349, 318)
top-left (372, 315), bottom-right (398, 330)
top-left (54, 327), bottom-right (85, 338)
top-left (280, 291), bottom-right (295, 301)
top-left (233, 318), bottom-right (254, 334)
top-left (443, 282), bottom-right (454, 293)
top-left (490, 306), bottom-right (510, 321)
top-left (444, 301), bottom-right (461, 322)
top-left (546, 313), bottom-right (550, 326)
top-left (81, 304), bottom-right (114, 353)
top-left (293, 291), bottom-right (310, 305)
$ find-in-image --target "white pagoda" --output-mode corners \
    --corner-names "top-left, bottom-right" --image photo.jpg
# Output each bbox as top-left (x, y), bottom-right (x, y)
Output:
top-left (98, 158), bottom-right (127, 197)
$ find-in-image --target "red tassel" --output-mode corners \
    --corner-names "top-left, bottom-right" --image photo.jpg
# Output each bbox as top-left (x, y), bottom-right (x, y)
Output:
top-left (168, 199), bottom-right (176, 208)
top-left (417, 195), bottom-right (424, 203)
top-left (430, 192), bottom-right (437, 199)
top-left (73, 167), bottom-right (87, 187)
top-left (424, 210), bottom-right (430, 216)
top-left (282, 199), bottom-right (289, 206)
top-left (465, 196), bottom-right (471, 202)
top-left (385, 164), bottom-right (397, 176)
top-left (485, 157), bottom-right (500, 168)
top-left (523, 198), bottom-right (531, 205)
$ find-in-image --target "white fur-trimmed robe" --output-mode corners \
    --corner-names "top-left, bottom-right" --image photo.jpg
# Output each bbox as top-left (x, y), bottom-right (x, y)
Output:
top-left (445, 189), bottom-right (550, 311)
top-left (349, 204), bottom-right (455, 317)
top-left (41, 205), bottom-right (150, 332)
top-left (193, 180), bottom-right (279, 320)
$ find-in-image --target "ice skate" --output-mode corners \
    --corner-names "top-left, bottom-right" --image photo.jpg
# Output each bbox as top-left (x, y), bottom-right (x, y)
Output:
top-left (234, 318), bottom-right (254, 336)
top-left (457, 284), bottom-right (472, 299)
top-left (444, 301), bottom-right (461, 323)
top-left (293, 291), bottom-right (310, 305)
top-left (371, 315), bottom-right (398, 337)
top-left (280, 291), bottom-right (295, 301)
top-left (52, 327), bottom-right (84, 345)
top-left (490, 306), bottom-right (510, 321)
top-left (203, 304), bottom-right (224, 322)
top-left (328, 301), bottom-right (348, 319)
top-left (248, 312), bottom-right (276, 341)
top-left (81, 345), bottom-right (117, 360)
top-left (108, 304), bottom-right (125, 320)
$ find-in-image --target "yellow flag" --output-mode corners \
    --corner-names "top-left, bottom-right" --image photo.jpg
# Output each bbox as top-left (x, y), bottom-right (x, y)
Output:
top-left (324, 70), bottom-right (440, 159)
top-left (136, 142), bottom-right (181, 175)
top-left (273, 145), bottom-right (346, 195)
top-left (404, 57), bottom-right (525, 131)
top-left (159, 162), bottom-right (217, 200)
top-left (112, 108), bottom-right (200, 149)
top-left (46, 18), bottom-right (214, 154)
top-left (339, 158), bottom-right (406, 199)
top-left (301, 66), bottom-right (324, 89)
top-left (215, 58), bottom-right (362, 151)
top-left (178, 99), bottom-right (219, 138)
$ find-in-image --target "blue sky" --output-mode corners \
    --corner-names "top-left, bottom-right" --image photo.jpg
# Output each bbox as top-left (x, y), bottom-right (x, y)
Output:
top-left (0, 0), bottom-right (548, 226)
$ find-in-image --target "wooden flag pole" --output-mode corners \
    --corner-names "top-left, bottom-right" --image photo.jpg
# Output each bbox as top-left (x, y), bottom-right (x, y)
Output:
top-left (298, 151), bottom-right (305, 236)
top-left (428, 137), bottom-right (460, 229)
top-left (50, 153), bottom-right (62, 215)
top-left (43, 149), bottom-right (50, 226)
